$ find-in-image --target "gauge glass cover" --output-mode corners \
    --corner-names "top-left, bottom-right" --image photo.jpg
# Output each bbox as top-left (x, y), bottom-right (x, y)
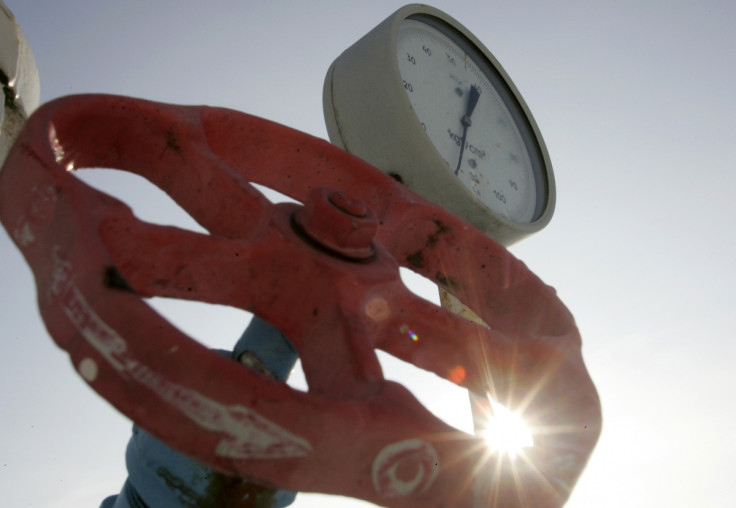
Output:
top-left (396, 17), bottom-right (545, 223)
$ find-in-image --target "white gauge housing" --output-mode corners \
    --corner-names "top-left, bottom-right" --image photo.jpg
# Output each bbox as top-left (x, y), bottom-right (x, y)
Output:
top-left (323, 4), bottom-right (555, 245)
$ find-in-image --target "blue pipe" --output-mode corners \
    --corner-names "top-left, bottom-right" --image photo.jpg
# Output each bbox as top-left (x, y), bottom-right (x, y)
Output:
top-left (100, 317), bottom-right (299, 508)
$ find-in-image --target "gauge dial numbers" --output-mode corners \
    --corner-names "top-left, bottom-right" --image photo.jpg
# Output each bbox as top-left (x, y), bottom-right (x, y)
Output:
top-left (323, 5), bottom-right (554, 245)
top-left (397, 18), bottom-right (540, 224)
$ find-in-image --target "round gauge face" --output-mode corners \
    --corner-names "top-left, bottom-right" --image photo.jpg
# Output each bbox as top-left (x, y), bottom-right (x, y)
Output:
top-left (396, 17), bottom-right (546, 223)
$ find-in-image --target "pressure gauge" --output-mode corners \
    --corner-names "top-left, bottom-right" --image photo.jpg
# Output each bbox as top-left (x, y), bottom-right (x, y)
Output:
top-left (323, 4), bottom-right (554, 245)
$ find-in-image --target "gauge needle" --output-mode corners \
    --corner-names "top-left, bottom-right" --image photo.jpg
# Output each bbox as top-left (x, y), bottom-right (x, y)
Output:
top-left (454, 84), bottom-right (481, 175)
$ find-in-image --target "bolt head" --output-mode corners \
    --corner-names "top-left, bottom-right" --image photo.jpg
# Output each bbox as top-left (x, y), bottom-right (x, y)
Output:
top-left (329, 191), bottom-right (368, 218)
top-left (294, 187), bottom-right (377, 260)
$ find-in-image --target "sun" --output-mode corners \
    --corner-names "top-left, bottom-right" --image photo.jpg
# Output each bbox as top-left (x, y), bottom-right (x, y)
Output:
top-left (479, 397), bottom-right (534, 460)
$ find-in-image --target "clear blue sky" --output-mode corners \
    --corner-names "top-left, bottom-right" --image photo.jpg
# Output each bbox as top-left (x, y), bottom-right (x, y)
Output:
top-left (2, 1), bottom-right (735, 507)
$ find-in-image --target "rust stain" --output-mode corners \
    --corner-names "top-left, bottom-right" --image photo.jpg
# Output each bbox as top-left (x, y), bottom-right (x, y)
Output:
top-left (406, 251), bottom-right (425, 268)
top-left (425, 220), bottom-right (450, 248)
top-left (406, 220), bottom-right (451, 269)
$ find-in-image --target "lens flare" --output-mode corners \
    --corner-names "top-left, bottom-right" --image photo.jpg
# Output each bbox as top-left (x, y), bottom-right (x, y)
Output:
top-left (400, 324), bottom-right (419, 342)
top-left (448, 365), bottom-right (466, 384)
top-left (481, 398), bottom-right (533, 460)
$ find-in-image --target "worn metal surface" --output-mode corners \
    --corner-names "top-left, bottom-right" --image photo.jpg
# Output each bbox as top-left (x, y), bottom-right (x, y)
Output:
top-left (0, 94), bottom-right (600, 507)
top-left (0, 0), bottom-right (40, 166)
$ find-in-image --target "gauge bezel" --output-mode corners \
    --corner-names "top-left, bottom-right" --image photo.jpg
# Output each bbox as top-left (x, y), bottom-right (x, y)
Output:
top-left (323, 4), bottom-right (555, 245)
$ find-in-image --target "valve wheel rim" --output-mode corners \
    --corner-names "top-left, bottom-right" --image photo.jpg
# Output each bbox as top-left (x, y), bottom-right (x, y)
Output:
top-left (0, 94), bottom-right (600, 507)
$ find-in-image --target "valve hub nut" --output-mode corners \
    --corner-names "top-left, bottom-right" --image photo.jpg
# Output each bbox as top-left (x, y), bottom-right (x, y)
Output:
top-left (294, 187), bottom-right (377, 260)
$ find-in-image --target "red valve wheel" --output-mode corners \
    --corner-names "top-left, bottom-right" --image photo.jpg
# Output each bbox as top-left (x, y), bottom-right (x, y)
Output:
top-left (0, 95), bottom-right (600, 507)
